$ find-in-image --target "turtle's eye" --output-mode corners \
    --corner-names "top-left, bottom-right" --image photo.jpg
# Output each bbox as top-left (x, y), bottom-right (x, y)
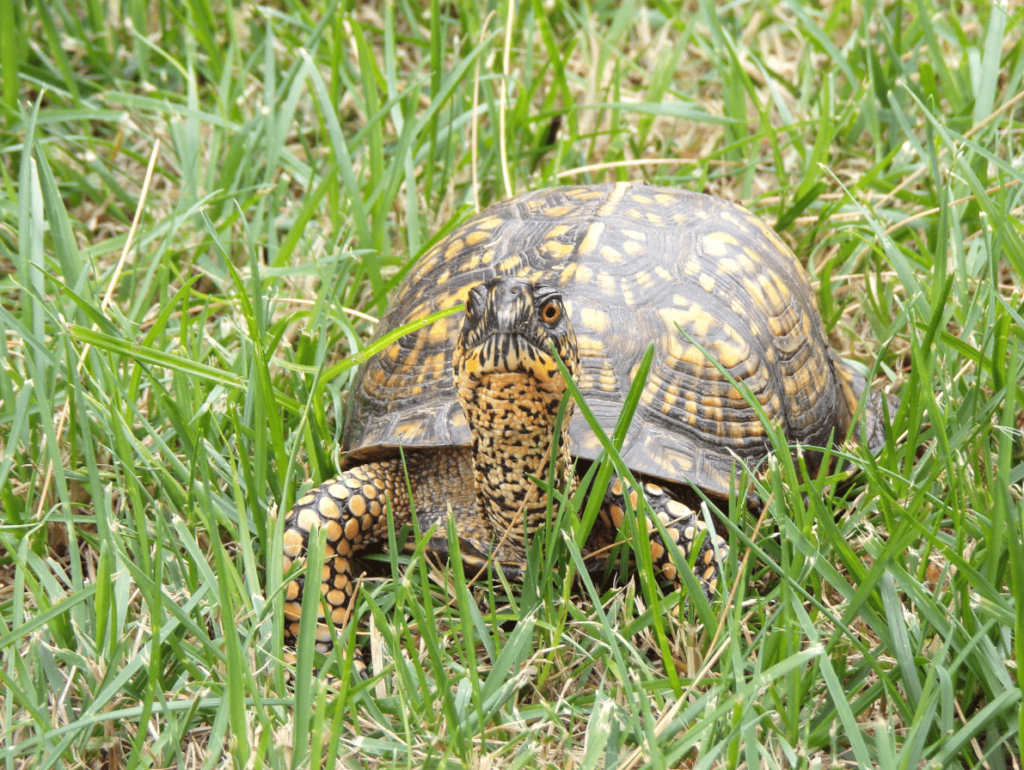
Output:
top-left (539, 298), bottom-right (563, 326)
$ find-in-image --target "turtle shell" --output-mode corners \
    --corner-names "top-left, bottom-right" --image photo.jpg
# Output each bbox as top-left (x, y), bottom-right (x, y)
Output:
top-left (342, 182), bottom-right (849, 497)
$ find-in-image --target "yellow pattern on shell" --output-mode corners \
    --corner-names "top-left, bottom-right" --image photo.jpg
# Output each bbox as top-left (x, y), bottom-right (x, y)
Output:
top-left (344, 182), bottom-right (851, 499)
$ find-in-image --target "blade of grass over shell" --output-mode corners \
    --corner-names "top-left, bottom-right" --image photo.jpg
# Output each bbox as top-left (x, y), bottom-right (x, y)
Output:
top-left (573, 342), bottom-right (653, 553)
top-left (321, 304), bottom-right (463, 380)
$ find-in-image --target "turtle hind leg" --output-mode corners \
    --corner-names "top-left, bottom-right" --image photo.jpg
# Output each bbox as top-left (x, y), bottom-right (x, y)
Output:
top-left (860, 389), bottom-right (901, 453)
top-left (832, 352), bottom-right (900, 454)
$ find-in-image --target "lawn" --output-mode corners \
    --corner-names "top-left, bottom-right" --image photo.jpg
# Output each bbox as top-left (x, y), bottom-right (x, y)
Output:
top-left (1, 0), bottom-right (1022, 767)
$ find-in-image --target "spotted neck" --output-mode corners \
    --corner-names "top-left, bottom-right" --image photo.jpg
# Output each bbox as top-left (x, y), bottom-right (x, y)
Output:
top-left (462, 371), bottom-right (575, 554)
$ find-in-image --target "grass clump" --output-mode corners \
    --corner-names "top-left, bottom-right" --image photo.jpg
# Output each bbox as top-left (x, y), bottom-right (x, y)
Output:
top-left (1, 0), bottom-right (1022, 767)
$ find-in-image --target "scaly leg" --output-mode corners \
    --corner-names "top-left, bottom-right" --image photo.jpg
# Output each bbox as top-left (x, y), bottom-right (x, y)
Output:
top-left (589, 478), bottom-right (727, 597)
top-left (281, 448), bottom-right (476, 674)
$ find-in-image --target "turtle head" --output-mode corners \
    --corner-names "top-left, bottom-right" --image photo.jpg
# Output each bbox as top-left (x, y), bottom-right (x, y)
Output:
top-left (454, 276), bottom-right (579, 399)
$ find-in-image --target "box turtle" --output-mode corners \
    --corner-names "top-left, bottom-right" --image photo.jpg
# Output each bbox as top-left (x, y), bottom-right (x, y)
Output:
top-left (280, 182), bottom-right (893, 670)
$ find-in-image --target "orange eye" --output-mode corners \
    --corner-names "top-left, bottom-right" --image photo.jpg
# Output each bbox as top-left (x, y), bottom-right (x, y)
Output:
top-left (540, 300), bottom-right (562, 325)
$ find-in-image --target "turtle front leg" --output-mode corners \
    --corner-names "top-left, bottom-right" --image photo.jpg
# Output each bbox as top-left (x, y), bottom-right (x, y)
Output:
top-left (280, 448), bottom-right (476, 676)
top-left (281, 459), bottom-right (414, 673)
top-left (593, 478), bottom-right (728, 598)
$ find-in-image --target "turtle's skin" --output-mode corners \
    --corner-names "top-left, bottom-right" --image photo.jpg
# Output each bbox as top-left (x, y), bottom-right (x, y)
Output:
top-left (280, 182), bottom-right (893, 668)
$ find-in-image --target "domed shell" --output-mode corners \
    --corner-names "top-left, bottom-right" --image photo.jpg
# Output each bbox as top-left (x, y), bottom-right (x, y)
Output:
top-left (342, 182), bottom-right (849, 497)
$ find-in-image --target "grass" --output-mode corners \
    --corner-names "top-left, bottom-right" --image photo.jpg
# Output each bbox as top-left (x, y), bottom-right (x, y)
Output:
top-left (1, 0), bottom-right (1023, 767)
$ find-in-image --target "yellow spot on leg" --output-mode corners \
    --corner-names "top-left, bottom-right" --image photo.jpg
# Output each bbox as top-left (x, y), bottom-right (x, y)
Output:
top-left (283, 529), bottom-right (305, 558)
top-left (349, 495), bottom-right (367, 517)
top-left (297, 508), bottom-right (319, 532)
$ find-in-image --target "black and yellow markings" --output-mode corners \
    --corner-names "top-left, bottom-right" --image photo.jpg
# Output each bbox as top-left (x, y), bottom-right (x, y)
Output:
top-left (498, 256), bottom-right (523, 273)
top-left (282, 474), bottom-right (395, 627)
top-left (594, 181), bottom-right (630, 213)
top-left (718, 257), bottom-right (742, 275)
top-left (621, 240), bottom-right (643, 257)
top-left (473, 215), bottom-right (505, 232)
top-left (742, 246), bottom-right (763, 266)
top-left (444, 238), bottom-right (466, 260)
top-left (573, 263), bottom-right (593, 283)
top-left (700, 231), bottom-right (741, 259)
top-left (541, 240), bottom-right (575, 260)
top-left (587, 362), bottom-right (619, 393)
top-left (620, 279), bottom-right (636, 307)
top-left (578, 185), bottom-right (620, 203)
top-left (541, 205), bottom-right (575, 218)
top-left (599, 245), bottom-right (623, 262)
top-left (290, 181), bottom-right (868, 669)
top-left (658, 305), bottom-right (714, 344)
top-left (578, 222), bottom-right (605, 256)
top-left (578, 307), bottom-right (610, 335)
top-left (635, 270), bottom-right (655, 290)
top-left (600, 476), bottom-right (724, 592)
